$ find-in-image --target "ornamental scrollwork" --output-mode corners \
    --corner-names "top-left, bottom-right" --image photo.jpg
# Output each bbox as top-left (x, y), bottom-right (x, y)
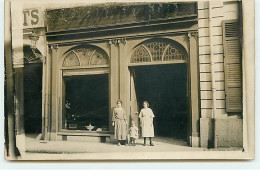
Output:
top-left (188, 31), bottom-right (198, 41)
top-left (108, 37), bottom-right (127, 46)
top-left (49, 44), bottom-right (59, 52)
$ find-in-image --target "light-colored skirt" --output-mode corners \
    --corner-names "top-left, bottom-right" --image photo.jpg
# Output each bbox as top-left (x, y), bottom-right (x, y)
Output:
top-left (114, 119), bottom-right (127, 140)
top-left (141, 117), bottom-right (154, 137)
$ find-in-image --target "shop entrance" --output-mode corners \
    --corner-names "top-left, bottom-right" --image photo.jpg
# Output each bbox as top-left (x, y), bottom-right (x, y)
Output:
top-left (24, 64), bottom-right (42, 133)
top-left (130, 64), bottom-right (188, 139)
top-left (63, 73), bottom-right (109, 131)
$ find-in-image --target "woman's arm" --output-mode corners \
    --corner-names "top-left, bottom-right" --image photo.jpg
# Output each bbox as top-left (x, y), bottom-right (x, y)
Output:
top-left (112, 109), bottom-right (116, 126)
top-left (139, 110), bottom-right (143, 127)
top-left (123, 108), bottom-right (127, 120)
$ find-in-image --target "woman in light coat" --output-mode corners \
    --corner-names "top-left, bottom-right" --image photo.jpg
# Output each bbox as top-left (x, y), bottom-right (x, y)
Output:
top-left (139, 101), bottom-right (155, 146)
top-left (112, 100), bottom-right (128, 146)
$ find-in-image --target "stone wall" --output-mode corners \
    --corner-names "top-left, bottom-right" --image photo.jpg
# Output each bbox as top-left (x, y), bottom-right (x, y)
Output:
top-left (198, 0), bottom-right (243, 148)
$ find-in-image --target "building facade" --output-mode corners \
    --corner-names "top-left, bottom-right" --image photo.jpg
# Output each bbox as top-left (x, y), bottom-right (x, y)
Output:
top-left (11, 1), bottom-right (243, 149)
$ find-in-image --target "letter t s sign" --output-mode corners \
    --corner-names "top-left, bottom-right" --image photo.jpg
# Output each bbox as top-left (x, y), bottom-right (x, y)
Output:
top-left (31, 9), bottom-right (39, 25)
top-left (23, 10), bottom-right (30, 26)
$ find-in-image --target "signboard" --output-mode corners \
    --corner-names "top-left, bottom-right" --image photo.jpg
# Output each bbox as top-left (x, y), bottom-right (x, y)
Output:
top-left (46, 3), bottom-right (197, 32)
top-left (23, 8), bottom-right (44, 29)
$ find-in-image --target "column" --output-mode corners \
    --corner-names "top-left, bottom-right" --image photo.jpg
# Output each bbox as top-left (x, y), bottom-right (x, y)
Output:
top-left (43, 45), bottom-right (55, 140)
top-left (188, 31), bottom-right (200, 147)
top-left (118, 38), bottom-right (129, 125)
top-left (14, 68), bottom-right (24, 135)
top-left (109, 39), bottom-right (120, 133)
top-left (41, 55), bottom-right (46, 138)
top-left (50, 44), bottom-right (59, 140)
top-left (14, 68), bottom-right (26, 155)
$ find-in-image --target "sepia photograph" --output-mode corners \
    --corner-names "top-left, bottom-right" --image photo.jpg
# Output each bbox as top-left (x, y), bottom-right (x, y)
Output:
top-left (3, 0), bottom-right (255, 160)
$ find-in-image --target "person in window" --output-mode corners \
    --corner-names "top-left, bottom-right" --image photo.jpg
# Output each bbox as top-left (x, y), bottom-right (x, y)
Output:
top-left (65, 100), bottom-right (71, 129)
top-left (139, 101), bottom-right (155, 146)
top-left (112, 100), bottom-right (128, 146)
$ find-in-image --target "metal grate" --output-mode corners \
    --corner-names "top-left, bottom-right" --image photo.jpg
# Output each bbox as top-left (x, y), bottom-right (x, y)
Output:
top-left (131, 39), bottom-right (188, 63)
top-left (131, 45), bottom-right (151, 63)
top-left (63, 46), bottom-right (109, 67)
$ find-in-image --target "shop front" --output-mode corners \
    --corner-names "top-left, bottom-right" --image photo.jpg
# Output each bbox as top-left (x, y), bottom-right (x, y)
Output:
top-left (43, 2), bottom-right (200, 146)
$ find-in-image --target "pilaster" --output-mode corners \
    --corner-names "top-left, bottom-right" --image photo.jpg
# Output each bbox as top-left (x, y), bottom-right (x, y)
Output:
top-left (188, 31), bottom-right (200, 147)
top-left (108, 39), bottom-right (119, 133)
top-left (50, 44), bottom-right (59, 140)
top-left (14, 68), bottom-right (24, 135)
top-left (14, 67), bottom-right (26, 154)
top-left (118, 38), bottom-right (129, 125)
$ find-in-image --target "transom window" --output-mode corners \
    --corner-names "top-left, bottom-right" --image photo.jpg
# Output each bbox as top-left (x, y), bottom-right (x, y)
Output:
top-left (131, 39), bottom-right (188, 63)
top-left (62, 45), bottom-right (109, 68)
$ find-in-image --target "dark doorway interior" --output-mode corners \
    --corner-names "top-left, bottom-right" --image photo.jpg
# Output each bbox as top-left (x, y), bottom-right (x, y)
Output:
top-left (64, 74), bottom-right (109, 130)
top-left (24, 64), bottom-right (42, 133)
top-left (132, 64), bottom-right (188, 139)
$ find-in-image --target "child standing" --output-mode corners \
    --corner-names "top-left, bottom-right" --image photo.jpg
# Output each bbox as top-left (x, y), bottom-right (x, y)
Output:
top-left (129, 121), bottom-right (139, 146)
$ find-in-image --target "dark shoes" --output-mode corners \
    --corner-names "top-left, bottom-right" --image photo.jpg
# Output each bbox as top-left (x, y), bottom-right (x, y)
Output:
top-left (143, 143), bottom-right (154, 146)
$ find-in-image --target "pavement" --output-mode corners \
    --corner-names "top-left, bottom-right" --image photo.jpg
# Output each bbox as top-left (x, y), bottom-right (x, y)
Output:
top-left (14, 134), bottom-right (244, 160)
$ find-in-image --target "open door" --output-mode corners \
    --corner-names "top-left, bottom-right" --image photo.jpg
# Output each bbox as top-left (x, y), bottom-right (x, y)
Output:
top-left (129, 64), bottom-right (188, 140)
top-left (129, 69), bottom-right (140, 134)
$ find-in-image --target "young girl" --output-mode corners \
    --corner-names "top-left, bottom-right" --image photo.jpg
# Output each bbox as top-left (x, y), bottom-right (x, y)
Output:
top-left (129, 121), bottom-right (139, 146)
top-left (139, 101), bottom-right (155, 146)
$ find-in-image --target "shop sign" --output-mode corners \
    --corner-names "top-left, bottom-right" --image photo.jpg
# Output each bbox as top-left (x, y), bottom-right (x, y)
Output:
top-left (23, 8), bottom-right (44, 28)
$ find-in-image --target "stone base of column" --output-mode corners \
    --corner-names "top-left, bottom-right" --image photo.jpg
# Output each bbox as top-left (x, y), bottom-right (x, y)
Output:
top-left (109, 134), bottom-right (116, 143)
top-left (16, 133), bottom-right (26, 156)
top-left (49, 131), bottom-right (57, 141)
top-left (189, 133), bottom-right (200, 147)
top-left (200, 118), bottom-right (214, 148)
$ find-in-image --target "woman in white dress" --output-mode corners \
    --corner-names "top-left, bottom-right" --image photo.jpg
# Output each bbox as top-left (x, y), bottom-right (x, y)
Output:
top-left (112, 100), bottom-right (128, 146)
top-left (139, 101), bottom-right (155, 146)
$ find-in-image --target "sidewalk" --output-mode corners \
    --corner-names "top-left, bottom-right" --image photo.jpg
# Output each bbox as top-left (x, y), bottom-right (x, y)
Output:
top-left (17, 134), bottom-right (243, 160)
top-left (24, 134), bottom-right (203, 153)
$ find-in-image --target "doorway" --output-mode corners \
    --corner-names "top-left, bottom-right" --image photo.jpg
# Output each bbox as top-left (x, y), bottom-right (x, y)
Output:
top-left (63, 73), bottom-right (109, 131)
top-left (130, 64), bottom-right (188, 139)
top-left (24, 64), bottom-right (42, 134)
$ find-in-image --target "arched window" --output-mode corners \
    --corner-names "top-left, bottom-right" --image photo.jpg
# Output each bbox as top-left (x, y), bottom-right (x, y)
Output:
top-left (62, 45), bottom-right (109, 67)
top-left (131, 39), bottom-right (188, 63)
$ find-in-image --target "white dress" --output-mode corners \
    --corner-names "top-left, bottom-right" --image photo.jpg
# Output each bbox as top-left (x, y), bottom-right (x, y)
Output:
top-left (139, 108), bottom-right (155, 137)
top-left (129, 126), bottom-right (139, 139)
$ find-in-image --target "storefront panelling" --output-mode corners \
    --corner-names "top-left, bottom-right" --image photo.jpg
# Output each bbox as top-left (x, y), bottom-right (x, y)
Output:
top-left (41, 3), bottom-right (201, 145)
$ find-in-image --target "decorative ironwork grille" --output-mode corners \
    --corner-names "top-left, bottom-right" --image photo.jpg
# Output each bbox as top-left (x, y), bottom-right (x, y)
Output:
top-left (90, 50), bottom-right (109, 66)
top-left (146, 41), bottom-right (167, 61)
top-left (63, 51), bottom-right (80, 67)
top-left (130, 46), bottom-right (151, 63)
top-left (63, 46), bottom-right (109, 67)
top-left (74, 48), bottom-right (92, 66)
top-left (131, 39), bottom-right (188, 63)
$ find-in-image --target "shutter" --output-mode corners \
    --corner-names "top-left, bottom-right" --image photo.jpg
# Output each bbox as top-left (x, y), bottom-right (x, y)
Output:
top-left (223, 20), bottom-right (242, 112)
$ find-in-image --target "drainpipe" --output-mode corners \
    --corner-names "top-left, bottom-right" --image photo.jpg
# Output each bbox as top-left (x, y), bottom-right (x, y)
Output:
top-left (41, 54), bottom-right (46, 139)
top-left (209, 2), bottom-right (217, 147)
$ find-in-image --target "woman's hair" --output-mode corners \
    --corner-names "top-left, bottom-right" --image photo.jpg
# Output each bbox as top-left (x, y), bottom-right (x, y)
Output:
top-left (116, 100), bottom-right (122, 105)
top-left (143, 101), bottom-right (149, 107)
